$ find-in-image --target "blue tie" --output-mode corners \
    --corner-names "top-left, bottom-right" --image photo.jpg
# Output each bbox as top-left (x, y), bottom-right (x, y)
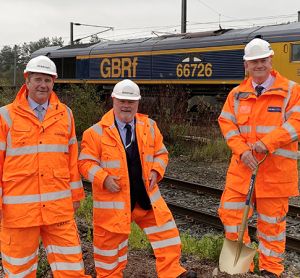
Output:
top-left (125, 124), bottom-right (132, 149)
top-left (255, 85), bottom-right (264, 97)
top-left (35, 105), bottom-right (44, 122)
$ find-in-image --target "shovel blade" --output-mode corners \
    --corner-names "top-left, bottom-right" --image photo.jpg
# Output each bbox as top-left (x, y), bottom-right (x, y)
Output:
top-left (219, 238), bottom-right (256, 275)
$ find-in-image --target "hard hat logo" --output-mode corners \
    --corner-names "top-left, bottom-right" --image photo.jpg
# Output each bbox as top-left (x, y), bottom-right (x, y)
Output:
top-left (111, 79), bottom-right (141, 100)
top-left (243, 38), bottom-right (274, 61)
top-left (24, 55), bottom-right (58, 78)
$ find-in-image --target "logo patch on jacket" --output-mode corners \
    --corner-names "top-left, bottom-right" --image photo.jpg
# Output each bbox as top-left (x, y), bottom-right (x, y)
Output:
top-left (267, 106), bottom-right (282, 112)
top-left (239, 106), bottom-right (251, 114)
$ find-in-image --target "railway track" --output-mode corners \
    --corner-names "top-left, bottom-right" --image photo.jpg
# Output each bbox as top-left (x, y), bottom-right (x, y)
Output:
top-left (162, 176), bottom-right (300, 218)
top-left (82, 177), bottom-right (300, 253)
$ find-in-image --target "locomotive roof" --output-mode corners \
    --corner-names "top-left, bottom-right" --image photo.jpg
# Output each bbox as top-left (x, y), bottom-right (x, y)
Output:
top-left (32, 21), bottom-right (300, 58)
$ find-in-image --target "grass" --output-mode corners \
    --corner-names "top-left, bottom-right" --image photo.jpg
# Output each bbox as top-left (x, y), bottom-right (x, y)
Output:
top-left (129, 223), bottom-right (152, 251)
top-left (190, 138), bottom-right (231, 162)
top-left (76, 193), bottom-right (93, 241)
top-left (76, 196), bottom-right (226, 262)
top-left (181, 232), bottom-right (224, 261)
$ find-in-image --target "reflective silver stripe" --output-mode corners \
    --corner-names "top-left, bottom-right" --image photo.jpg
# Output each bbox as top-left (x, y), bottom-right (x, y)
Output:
top-left (144, 220), bottom-right (177, 235)
top-left (223, 202), bottom-right (245, 210)
top-left (282, 80), bottom-right (295, 122)
top-left (69, 136), bottom-right (77, 145)
top-left (93, 201), bottom-right (125, 209)
top-left (256, 125), bottom-right (276, 133)
top-left (151, 236), bottom-right (181, 249)
top-left (220, 111), bottom-right (237, 124)
top-left (0, 106), bottom-right (12, 127)
top-left (4, 263), bottom-right (37, 278)
top-left (95, 254), bottom-right (127, 270)
top-left (50, 261), bottom-right (84, 271)
top-left (145, 155), bottom-right (153, 162)
top-left (233, 96), bottom-right (240, 116)
top-left (149, 119), bottom-right (155, 139)
top-left (2, 249), bottom-right (38, 265)
top-left (286, 105), bottom-right (300, 119)
top-left (92, 124), bottom-right (103, 136)
top-left (119, 239), bottom-right (128, 250)
top-left (70, 180), bottom-right (83, 190)
top-left (0, 188), bottom-right (2, 196)
top-left (282, 122), bottom-right (298, 141)
top-left (88, 165), bottom-right (102, 183)
top-left (257, 230), bottom-right (285, 242)
top-left (3, 190), bottom-right (71, 204)
top-left (0, 141), bottom-right (6, 151)
top-left (136, 120), bottom-right (144, 125)
top-left (239, 125), bottom-right (251, 134)
top-left (224, 225), bottom-right (239, 233)
top-left (273, 148), bottom-right (299, 159)
top-left (257, 213), bottom-right (286, 224)
top-left (153, 157), bottom-right (167, 170)
top-left (7, 131), bottom-right (12, 148)
top-left (225, 129), bottom-right (240, 140)
top-left (149, 189), bottom-right (161, 204)
top-left (78, 153), bottom-right (101, 163)
top-left (100, 160), bottom-right (121, 169)
top-left (259, 242), bottom-right (284, 258)
top-left (6, 144), bottom-right (68, 156)
top-left (94, 239), bottom-right (128, 257)
top-left (65, 106), bottom-right (72, 135)
top-left (46, 245), bottom-right (82, 255)
top-left (155, 145), bottom-right (168, 155)
top-left (41, 190), bottom-right (71, 202)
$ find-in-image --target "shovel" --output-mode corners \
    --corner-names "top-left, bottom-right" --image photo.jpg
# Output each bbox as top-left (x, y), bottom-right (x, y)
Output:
top-left (219, 153), bottom-right (267, 275)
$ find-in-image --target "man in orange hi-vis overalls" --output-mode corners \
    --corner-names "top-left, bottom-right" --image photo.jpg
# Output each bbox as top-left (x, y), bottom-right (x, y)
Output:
top-left (78, 79), bottom-right (197, 278)
top-left (0, 55), bottom-right (90, 277)
top-left (218, 38), bottom-right (300, 277)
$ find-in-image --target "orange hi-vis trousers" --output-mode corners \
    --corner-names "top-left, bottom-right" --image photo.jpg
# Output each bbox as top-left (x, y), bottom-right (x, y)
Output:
top-left (218, 187), bottom-right (288, 276)
top-left (1, 219), bottom-right (90, 277)
top-left (93, 205), bottom-right (186, 278)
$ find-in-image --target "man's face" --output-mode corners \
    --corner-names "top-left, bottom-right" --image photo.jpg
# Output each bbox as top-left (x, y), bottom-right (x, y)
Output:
top-left (26, 73), bottom-right (54, 104)
top-left (244, 57), bottom-right (272, 83)
top-left (113, 98), bottom-right (139, 123)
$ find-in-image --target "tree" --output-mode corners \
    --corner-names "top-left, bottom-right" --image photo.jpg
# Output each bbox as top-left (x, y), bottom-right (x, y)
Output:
top-left (0, 37), bottom-right (64, 85)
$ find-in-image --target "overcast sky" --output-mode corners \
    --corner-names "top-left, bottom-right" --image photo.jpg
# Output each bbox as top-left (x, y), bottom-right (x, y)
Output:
top-left (1, 0), bottom-right (299, 48)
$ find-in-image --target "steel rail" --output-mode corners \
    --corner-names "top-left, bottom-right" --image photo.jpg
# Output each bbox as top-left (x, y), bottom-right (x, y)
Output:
top-left (167, 201), bottom-right (300, 253)
top-left (82, 180), bottom-right (300, 252)
top-left (162, 176), bottom-right (300, 218)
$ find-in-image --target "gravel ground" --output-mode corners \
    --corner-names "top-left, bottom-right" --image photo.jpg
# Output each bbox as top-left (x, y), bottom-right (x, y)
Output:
top-left (165, 155), bottom-right (300, 277)
top-left (0, 155), bottom-right (298, 277)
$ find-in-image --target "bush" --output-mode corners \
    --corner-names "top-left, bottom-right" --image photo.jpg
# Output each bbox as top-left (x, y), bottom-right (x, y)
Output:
top-left (181, 233), bottom-right (224, 261)
top-left (56, 84), bottom-right (106, 138)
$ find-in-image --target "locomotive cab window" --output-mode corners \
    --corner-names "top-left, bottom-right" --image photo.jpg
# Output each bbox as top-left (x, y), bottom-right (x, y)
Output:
top-left (291, 44), bottom-right (300, 62)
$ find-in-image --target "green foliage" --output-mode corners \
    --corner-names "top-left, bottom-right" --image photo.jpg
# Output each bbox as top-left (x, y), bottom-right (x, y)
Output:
top-left (76, 193), bottom-right (93, 241)
top-left (129, 223), bottom-right (152, 251)
top-left (190, 138), bottom-right (231, 162)
top-left (0, 37), bottom-right (64, 86)
top-left (56, 84), bottom-right (106, 138)
top-left (181, 233), bottom-right (224, 261)
top-left (36, 244), bottom-right (51, 278)
top-left (0, 84), bottom-right (17, 106)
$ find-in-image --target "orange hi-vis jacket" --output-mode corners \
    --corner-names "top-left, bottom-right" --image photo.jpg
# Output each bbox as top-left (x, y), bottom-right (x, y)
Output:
top-left (0, 85), bottom-right (85, 228)
top-left (218, 71), bottom-right (300, 197)
top-left (78, 109), bottom-right (170, 234)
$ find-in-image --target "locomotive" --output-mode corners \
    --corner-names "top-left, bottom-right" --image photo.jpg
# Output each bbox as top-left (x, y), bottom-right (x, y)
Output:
top-left (32, 21), bottom-right (300, 109)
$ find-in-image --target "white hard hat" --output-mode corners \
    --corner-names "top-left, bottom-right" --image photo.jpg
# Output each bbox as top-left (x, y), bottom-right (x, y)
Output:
top-left (24, 55), bottom-right (57, 78)
top-left (243, 38), bottom-right (274, 61)
top-left (111, 79), bottom-right (141, 100)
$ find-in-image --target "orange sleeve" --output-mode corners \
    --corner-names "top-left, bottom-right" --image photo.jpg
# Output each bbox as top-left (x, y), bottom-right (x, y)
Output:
top-left (68, 110), bottom-right (85, 202)
top-left (218, 89), bottom-right (250, 156)
top-left (78, 124), bottom-right (108, 191)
